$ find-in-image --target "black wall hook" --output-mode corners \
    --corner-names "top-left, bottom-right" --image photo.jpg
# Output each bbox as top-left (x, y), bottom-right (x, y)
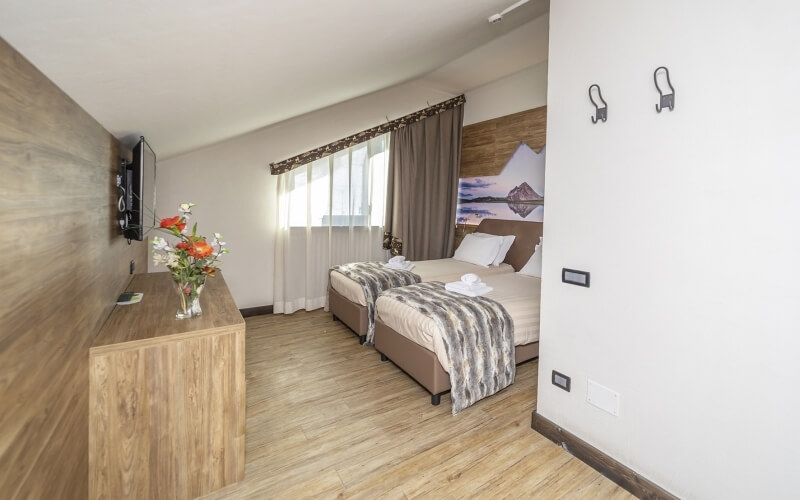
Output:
top-left (654, 66), bottom-right (675, 112)
top-left (589, 84), bottom-right (607, 123)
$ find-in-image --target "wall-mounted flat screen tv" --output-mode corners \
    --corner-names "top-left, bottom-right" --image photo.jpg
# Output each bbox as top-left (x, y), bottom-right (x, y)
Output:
top-left (122, 136), bottom-right (156, 241)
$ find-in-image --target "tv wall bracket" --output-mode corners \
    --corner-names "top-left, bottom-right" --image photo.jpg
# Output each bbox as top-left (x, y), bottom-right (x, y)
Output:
top-left (117, 158), bottom-right (132, 242)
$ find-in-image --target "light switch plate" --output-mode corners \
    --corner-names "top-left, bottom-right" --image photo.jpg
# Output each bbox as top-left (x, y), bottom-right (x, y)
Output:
top-left (552, 370), bottom-right (571, 392)
top-left (587, 379), bottom-right (619, 416)
top-left (562, 268), bottom-right (590, 287)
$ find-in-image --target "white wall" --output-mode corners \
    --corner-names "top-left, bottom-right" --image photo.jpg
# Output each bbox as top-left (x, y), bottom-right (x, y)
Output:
top-left (540, 1), bottom-right (800, 498)
top-left (156, 56), bottom-right (549, 308)
top-left (464, 60), bottom-right (548, 125)
top-left (155, 82), bottom-right (456, 307)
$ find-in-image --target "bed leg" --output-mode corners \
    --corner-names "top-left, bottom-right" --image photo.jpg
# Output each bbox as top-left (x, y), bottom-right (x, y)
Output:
top-left (359, 335), bottom-right (366, 345)
top-left (332, 314), bottom-right (339, 322)
top-left (380, 353), bottom-right (388, 362)
top-left (431, 394), bottom-right (441, 406)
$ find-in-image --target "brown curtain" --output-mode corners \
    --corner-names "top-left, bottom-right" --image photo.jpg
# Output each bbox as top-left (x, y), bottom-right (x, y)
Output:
top-left (383, 104), bottom-right (463, 260)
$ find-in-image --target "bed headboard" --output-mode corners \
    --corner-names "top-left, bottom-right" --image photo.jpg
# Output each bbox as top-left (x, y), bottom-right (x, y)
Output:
top-left (474, 219), bottom-right (543, 271)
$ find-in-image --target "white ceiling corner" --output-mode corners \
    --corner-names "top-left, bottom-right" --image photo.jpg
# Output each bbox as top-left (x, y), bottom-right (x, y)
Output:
top-left (0, 0), bottom-right (549, 158)
top-left (418, 12), bottom-right (550, 94)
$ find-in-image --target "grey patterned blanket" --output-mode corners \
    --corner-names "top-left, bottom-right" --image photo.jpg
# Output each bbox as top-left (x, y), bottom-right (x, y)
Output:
top-left (379, 281), bottom-right (514, 415)
top-left (330, 262), bottom-right (420, 343)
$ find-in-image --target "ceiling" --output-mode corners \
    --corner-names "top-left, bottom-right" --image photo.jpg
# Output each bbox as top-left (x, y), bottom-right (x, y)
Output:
top-left (0, 0), bottom-right (549, 158)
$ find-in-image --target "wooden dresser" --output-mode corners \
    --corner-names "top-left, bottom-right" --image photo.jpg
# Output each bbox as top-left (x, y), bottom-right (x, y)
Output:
top-left (89, 272), bottom-right (246, 500)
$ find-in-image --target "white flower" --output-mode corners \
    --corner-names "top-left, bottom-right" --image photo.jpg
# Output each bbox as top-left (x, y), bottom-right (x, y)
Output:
top-left (167, 253), bottom-right (180, 267)
top-left (152, 253), bottom-right (168, 266)
top-left (211, 233), bottom-right (226, 247)
top-left (152, 236), bottom-right (169, 250)
top-left (178, 203), bottom-right (195, 217)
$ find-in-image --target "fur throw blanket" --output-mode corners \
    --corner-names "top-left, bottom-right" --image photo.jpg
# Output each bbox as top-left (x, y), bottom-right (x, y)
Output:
top-left (379, 281), bottom-right (514, 414)
top-left (330, 262), bottom-right (420, 343)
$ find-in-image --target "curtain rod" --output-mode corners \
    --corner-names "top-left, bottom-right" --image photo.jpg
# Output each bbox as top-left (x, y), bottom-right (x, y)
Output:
top-left (269, 94), bottom-right (466, 175)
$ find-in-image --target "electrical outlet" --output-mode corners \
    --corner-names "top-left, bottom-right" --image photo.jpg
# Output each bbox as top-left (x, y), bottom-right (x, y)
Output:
top-left (129, 260), bottom-right (135, 274)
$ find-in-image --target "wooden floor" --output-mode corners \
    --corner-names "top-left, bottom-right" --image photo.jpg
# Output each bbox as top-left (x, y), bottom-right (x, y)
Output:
top-left (199, 310), bottom-right (633, 499)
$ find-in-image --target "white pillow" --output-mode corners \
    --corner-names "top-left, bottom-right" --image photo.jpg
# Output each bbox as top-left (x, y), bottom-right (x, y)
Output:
top-left (518, 236), bottom-right (543, 277)
top-left (471, 232), bottom-right (516, 266)
top-left (453, 233), bottom-right (504, 267)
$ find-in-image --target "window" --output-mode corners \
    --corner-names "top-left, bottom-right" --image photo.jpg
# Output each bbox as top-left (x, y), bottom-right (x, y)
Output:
top-left (274, 134), bottom-right (390, 314)
top-left (280, 134), bottom-right (389, 228)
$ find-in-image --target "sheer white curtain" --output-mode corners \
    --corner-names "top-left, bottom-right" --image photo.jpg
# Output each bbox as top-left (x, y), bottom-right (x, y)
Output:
top-left (274, 134), bottom-right (390, 314)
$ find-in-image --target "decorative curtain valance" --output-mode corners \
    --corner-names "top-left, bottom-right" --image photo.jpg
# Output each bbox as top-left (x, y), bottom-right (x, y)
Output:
top-left (269, 94), bottom-right (466, 175)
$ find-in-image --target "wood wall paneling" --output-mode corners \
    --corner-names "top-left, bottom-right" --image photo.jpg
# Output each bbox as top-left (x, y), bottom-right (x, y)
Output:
top-left (0, 37), bottom-right (147, 499)
top-left (456, 106), bottom-right (547, 247)
top-left (459, 106), bottom-right (547, 178)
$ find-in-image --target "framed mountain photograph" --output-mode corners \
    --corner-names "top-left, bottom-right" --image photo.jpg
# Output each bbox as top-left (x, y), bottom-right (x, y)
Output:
top-left (457, 143), bottom-right (545, 225)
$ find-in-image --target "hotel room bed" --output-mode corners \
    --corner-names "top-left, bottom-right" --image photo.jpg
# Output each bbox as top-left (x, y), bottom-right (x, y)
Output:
top-left (328, 218), bottom-right (543, 343)
top-left (329, 258), bottom-right (513, 306)
top-left (373, 270), bottom-right (542, 407)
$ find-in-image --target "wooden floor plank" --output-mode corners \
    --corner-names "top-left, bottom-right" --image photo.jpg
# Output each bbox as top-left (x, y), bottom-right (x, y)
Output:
top-left (198, 309), bottom-right (632, 500)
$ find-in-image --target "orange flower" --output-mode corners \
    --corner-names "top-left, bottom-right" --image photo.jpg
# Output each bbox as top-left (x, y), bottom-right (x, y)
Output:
top-left (190, 240), bottom-right (214, 259)
top-left (159, 216), bottom-right (181, 229)
top-left (175, 241), bottom-right (191, 251)
top-left (177, 221), bottom-right (187, 232)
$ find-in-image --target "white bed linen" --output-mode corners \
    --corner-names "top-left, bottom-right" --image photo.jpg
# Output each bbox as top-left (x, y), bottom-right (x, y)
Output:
top-left (329, 258), bottom-right (514, 306)
top-left (374, 273), bottom-right (541, 373)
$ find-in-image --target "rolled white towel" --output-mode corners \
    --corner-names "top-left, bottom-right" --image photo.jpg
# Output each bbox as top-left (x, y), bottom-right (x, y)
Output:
top-left (383, 260), bottom-right (414, 271)
top-left (447, 281), bottom-right (483, 291)
top-left (445, 281), bottom-right (493, 297)
top-left (388, 255), bottom-right (406, 263)
top-left (461, 273), bottom-right (481, 286)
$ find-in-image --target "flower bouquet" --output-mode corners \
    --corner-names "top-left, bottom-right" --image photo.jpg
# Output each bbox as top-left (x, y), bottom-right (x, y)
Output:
top-left (151, 203), bottom-right (228, 319)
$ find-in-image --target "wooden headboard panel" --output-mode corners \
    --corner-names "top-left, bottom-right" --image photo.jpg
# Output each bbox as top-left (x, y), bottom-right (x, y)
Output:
top-left (460, 106), bottom-right (546, 178)
top-left (474, 219), bottom-right (543, 271)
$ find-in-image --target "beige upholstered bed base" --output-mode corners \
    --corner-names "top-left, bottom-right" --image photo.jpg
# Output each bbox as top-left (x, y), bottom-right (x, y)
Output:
top-left (328, 285), bottom-right (369, 343)
top-left (373, 318), bottom-right (540, 405)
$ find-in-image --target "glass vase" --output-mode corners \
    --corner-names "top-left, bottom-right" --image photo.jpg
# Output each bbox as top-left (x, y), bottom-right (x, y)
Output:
top-left (173, 276), bottom-right (205, 319)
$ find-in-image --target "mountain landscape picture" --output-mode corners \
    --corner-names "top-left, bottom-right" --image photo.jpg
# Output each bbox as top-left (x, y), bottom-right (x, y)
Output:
top-left (457, 143), bottom-right (545, 224)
